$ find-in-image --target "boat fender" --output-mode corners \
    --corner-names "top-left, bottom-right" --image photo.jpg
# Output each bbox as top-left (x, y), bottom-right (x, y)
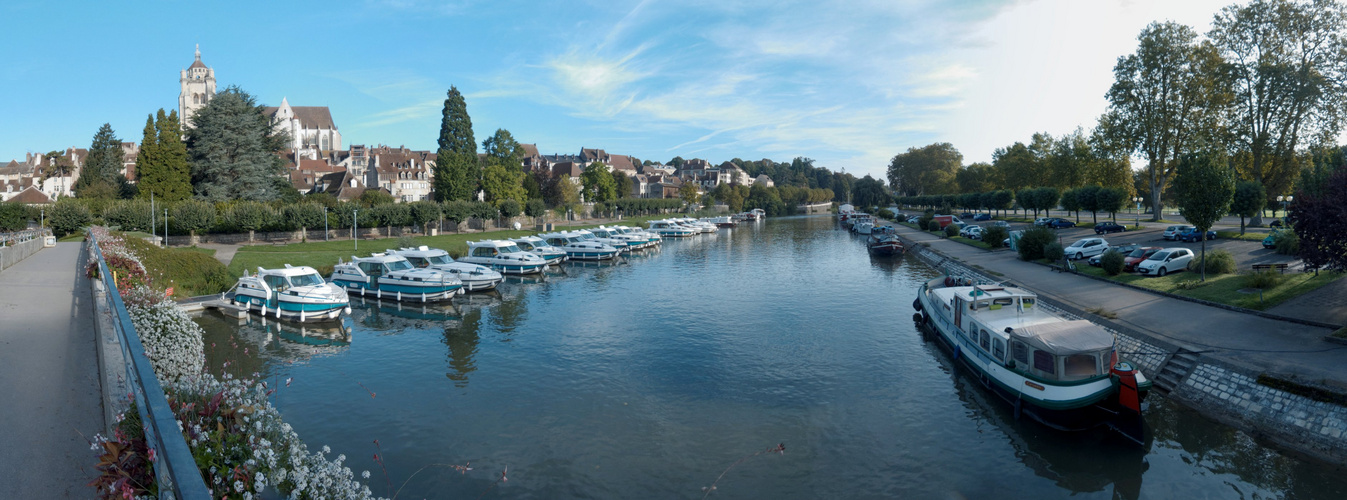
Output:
top-left (953, 344), bottom-right (961, 361)
top-left (944, 276), bottom-right (954, 287)
top-left (1013, 398), bottom-right (1022, 420)
top-left (1111, 361), bottom-right (1142, 415)
top-left (913, 298), bottom-right (923, 311)
top-left (912, 313), bottom-right (923, 323)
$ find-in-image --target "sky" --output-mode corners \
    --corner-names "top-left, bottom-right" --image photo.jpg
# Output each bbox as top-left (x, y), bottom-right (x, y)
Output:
top-left (0, 0), bottom-right (1256, 179)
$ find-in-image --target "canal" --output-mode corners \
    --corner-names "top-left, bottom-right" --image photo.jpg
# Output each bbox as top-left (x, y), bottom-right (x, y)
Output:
top-left (196, 215), bottom-right (1346, 498)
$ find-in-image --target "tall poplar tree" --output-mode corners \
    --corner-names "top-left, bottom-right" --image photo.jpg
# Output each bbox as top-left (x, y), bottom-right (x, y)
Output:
top-left (156, 110), bottom-right (193, 202)
top-left (432, 86), bottom-right (479, 201)
top-left (135, 114), bottom-right (160, 197)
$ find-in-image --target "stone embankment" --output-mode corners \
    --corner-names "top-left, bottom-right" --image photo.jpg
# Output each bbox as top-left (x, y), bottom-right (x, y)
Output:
top-left (897, 233), bottom-right (1347, 465)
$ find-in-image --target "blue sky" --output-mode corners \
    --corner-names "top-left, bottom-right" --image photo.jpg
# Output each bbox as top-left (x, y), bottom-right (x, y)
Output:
top-left (1, 0), bottom-right (1246, 179)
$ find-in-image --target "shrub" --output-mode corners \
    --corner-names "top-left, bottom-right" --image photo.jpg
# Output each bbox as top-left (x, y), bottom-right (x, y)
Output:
top-left (50, 198), bottom-right (92, 237)
top-left (1187, 249), bottom-right (1236, 275)
top-left (471, 201), bottom-right (499, 221)
top-left (1101, 249), bottom-right (1125, 275)
top-left (983, 226), bottom-right (1009, 249)
top-left (103, 199), bottom-right (152, 232)
top-left (944, 224), bottom-right (959, 237)
top-left (1275, 229), bottom-right (1299, 255)
top-left (229, 201), bottom-right (274, 233)
top-left (927, 220), bottom-right (941, 232)
top-left (1044, 241), bottom-right (1065, 262)
top-left (280, 202), bottom-right (324, 231)
top-left (1244, 270), bottom-right (1284, 289)
top-left (0, 201), bottom-right (29, 232)
top-left (876, 208), bottom-right (896, 220)
top-left (408, 200), bottom-right (440, 232)
top-left (173, 199), bottom-right (217, 237)
top-left (1016, 226), bottom-right (1055, 261)
top-left (499, 199), bottom-right (522, 218)
top-left (125, 286), bottom-right (205, 383)
top-left (525, 199), bottom-right (547, 218)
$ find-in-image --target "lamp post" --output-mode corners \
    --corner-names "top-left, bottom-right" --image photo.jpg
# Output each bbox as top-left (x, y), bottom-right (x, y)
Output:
top-left (1132, 196), bottom-right (1142, 228)
top-left (324, 208), bottom-right (329, 242)
top-left (164, 209), bottom-right (168, 247)
top-left (353, 209), bottom-right (358, 253)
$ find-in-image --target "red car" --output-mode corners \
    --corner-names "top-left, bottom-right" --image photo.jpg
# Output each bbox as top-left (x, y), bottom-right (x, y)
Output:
top-left (1124, 247), bottom-right (1163, 272)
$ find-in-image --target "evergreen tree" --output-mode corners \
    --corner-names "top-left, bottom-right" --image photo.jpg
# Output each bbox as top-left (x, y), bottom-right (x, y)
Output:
top-left (432, 86), bottom-right (479, 201)
top-left (156, 110), bottom-right (193, 202)
top-left (186, 86), bottom-right (287, 202)
top-left (481, 128), bottom-right (525, 172)
top-left (134, 114), bottom-right (160, 199)
top-left (76, 123), bottom-right (124, 197)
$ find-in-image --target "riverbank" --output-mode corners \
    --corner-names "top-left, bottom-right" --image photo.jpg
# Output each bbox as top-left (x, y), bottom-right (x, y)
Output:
top-left (883, 220), bottom-right (1347, 466)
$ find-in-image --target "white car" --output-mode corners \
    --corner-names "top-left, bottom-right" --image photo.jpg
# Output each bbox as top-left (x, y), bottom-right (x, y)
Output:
top-left (1064, 237), bottom-right (1109, 260)
top-left (1135, 248), bottom-right (1195, 277)
top-left (959, 225), bottom-right (985, 240)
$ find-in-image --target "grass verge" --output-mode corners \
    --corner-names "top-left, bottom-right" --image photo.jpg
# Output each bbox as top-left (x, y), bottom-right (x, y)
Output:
top-left (1074, 264), bottom-right (1345, 311)
top-left (949, 235), bottom-right (997, 250)
top-left (122, 236), bottom-right (232, 298)
top-left (1215, 230), bottom-right (1270, 242)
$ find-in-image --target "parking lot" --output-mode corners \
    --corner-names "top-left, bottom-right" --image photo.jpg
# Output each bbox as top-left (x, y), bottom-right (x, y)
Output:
top-left (896, 211), bottom-right (1299, 273)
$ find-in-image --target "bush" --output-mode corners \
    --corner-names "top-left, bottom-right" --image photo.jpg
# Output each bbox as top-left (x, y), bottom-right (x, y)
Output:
top-left (1044, 241), bottom-right (1065, 262)
top-left (173, 199), bottom-right (217, 237)
top-left (125, 287), bottom-right (205, 383)
top-left (0, 201), bottom-right (29, 232)
top-left (525, 199), bottom-right (547, 218)
top-left (1016, 226), bottom-right (1055, 261)
top-left (876, 208), bottom-right (896, 220)
top-left (280, 202), bottom-right (324, 231)
top-left (1187, 249), bottom-right (1235, 275)
top-left (1244, 270), bottom-right (1284, 289)
top-left (103, 199), bottom-right (152, 232)
top-left (499, 199), bottom-right (521, 218)
top-left (1101, 249), bottom-right (1125, 275)
top-left (927, 220), bottom-right (941, 232)
top-left (50, 198), bottom-right (92, 237)
top-left (983, 226), bottom-right (1009, 249)
top-left (229, 201), bottom-right (274, 233)
top-left (1275, 229), bottom-right (1299, 255)
top-left (944, 224), bottom-right (959, 237)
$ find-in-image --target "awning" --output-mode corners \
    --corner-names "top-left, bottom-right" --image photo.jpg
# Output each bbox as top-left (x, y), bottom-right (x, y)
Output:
top-left (1008, 320), bottom-right (1114, 356)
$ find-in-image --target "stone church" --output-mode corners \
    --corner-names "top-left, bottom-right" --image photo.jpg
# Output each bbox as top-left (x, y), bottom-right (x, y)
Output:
top-left (178, 45), bottom-right (216, 127)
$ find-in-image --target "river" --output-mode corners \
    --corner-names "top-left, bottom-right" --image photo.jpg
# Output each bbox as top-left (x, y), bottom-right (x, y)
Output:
top-left (195, 215), bottom-right (1346, 499)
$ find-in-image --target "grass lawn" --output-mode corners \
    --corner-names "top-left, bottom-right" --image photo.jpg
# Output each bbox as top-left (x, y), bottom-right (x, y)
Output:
top-left (1075, 264), bottom-right (1345, 310)
top-left (227, 214), bottom-right (672, 277)
top-left (58, 233), bottom-right (85, 242)
top-left (949, 235), bottom-right (998, 251)
top-left (122, 236), bottom-right (232, 298)
top-left (1215, 230), bottom-right (1271, 242)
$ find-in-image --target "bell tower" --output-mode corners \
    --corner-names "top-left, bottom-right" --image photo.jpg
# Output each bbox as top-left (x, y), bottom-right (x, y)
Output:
top-left (178, 44), bottom-right (217, 128)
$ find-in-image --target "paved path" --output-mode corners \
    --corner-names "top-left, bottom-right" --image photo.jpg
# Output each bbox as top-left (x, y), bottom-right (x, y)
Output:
top-left (886, 223), bottom-right (1347, 390)
top-left (1268, 275), bottom-right (1347, 328)
top-left (0, 242), bottom-right (104, 497)
top-left (197, 242), bottom-right (240, 266)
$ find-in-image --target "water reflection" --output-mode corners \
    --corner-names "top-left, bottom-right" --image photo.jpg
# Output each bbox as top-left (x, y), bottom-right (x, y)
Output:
top-left (197, 311), bottom-right (352, 378)
top-left (442, 305), bottom-right (482, 388)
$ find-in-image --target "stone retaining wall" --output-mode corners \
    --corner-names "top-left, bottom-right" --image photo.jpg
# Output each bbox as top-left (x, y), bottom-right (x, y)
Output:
top-left (898, 234), bottom-right (1347, 465)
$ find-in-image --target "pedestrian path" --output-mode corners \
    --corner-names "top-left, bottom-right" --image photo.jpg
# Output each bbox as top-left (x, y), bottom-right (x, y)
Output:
top-left (0, 242), bottom-right (104, 497)
top-left (888, 223), bottom-right (1347, 390)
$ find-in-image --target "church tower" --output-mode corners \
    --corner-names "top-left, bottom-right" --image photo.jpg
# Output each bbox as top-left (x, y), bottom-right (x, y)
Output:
top-left (178, 45), bottom-right (216, 128)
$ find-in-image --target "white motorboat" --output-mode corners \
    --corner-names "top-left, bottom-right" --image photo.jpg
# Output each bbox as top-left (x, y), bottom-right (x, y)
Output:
top-left (457, 240), bottom-right (549, 274)
top-left (855, 221), bottom-right (875, 234)
top-left (230, 265), bottom-right (350, 322)
top-left (540, 231), bottom-right (621, 260)
top-left (589, 226), bottom-right (652, 250)
top-left (571, 229), bottom-right (632, 253)
top-left (330, 254), bottom-right (463, 302)
top-left (676, 217), bottom-right (716, 233)
top-left (915, 277), bottom-right (1151, 436)
top-left (609, 225), bottom-right (662, 247)
top-left (701, 216), bottom-right (736, 228)
top-left (648, 220), bottom-right (697, 237)
top-left (385, 246), bottom-right (504, 291)
top-left (508, 236), bottom-right (567, 265)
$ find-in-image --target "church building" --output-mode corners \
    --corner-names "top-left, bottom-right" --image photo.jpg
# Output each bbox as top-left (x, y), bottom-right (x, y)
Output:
top-left (263, 98), bottom-right (342, 156)
top-left (178, 45), bottom-right (216, 128)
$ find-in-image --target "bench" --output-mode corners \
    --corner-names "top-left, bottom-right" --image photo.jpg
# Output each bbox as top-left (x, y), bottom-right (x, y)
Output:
top-left (1252, 263), bottom-right (1289, 274)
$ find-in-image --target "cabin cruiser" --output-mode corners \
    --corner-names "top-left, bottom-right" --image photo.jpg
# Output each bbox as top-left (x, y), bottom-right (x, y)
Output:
top-left (508, 236), bottom-right (567, 265)
top-left (609, 225), bottom-right (662, 247)
top-left (747, 208), bottom-right (766, 221)
top-left (457, 240), bottom-right (548, 274)
top-left (384, 246), bottom-right (504, 291)
top-left (700, 216), bottom-right (736, 228)
top-left (329, 254), bottom-right (463, 302)
top-left (570, 229), bottom-right (632, 253)
top-left (676, 218), bottom-right (716, 233)
top-left (589, 226), bottom-right (653, 250)
top-left (230, 265), bottom-right (350, 322)
top-left (914, 277), bottom-right (1150, 438)
top-left (648, 219), bottom-right (698, 238)
top-left (854, 221), bottom-right (875, 235)
top-left (540, 231), bottom-right (621, 260)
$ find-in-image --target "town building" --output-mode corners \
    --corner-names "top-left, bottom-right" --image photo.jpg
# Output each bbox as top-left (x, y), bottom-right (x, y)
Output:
top-left (178, 45), bottom-right (217, 128)
top-left (264, 98), bottom-right (342, 155)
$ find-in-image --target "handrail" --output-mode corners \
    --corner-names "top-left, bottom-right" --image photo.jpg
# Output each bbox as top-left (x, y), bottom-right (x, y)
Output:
top-left (88, 231), bottom-right (211, 499)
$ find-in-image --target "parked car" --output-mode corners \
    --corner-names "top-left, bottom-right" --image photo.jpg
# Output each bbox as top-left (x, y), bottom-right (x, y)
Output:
top-left (1262, 230), bottom-right (1291, 249)
top-left (1136, 248), bottom-right (1195, 277)
top-left (1162, 225), bottom-right (1194, 240)
top-left (1123, 247), bottom-right (1163, 272)
top-left (1087, 243), bottom-right (1140, 267)
top-left (989, 220), bottom-right (1010, 229)
top-left (959, 225), bottom-right (985, 240)
top-left (973, 213), bottom-right (992, 221)
top-left (1049, 218), bottom-right (1077, 229)
top-left (906, 215), bottom-right (921, 224)
top-left (1177, 227), bottom-right (1218, 243)
top-left (1065, 237), bottom-right (1109, 260)
top-left (1034, 217), bottom-right (1053, 227)
top-left (1094, 222), bottom-right (1126, 234)
top-left (960, 212), bottom-right (975, 219)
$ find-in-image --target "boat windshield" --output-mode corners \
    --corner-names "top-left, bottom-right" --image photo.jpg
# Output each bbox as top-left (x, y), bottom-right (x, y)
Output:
top-left (289, 273), bottom-right (325, 287)
top-left (592, 230), bottom-right (610, 237)
top-left (514, 241), bottom-right (534, 250)
top-left (426, 255), bottom-right (453, 265)
top-left (386, 260), bottom-right (414, 272)
top-left (579, 233), bottom-right (596, 241)
top-left (499, 244), bottom-right (523, 253)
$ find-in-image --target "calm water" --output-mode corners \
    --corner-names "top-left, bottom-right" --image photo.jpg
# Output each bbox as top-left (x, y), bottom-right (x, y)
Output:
top-left (196, 216), bottom-right (1346, 499)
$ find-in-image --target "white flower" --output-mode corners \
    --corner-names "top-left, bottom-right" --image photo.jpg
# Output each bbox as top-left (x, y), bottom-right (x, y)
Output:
top-left (362, 470), bottom-right (370, 479)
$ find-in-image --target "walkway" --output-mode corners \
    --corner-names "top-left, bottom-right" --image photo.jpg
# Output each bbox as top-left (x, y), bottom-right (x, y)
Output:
top-left (888, 223), bottom-right (1347, 390)
top-left (1268, 276), bottom-right (1347, 328)
top-left (0, 242), bottom-right (104, 497)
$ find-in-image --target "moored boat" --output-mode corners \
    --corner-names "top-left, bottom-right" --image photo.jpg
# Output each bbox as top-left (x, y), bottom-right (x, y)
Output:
top-left (915, 277), bottom-right (1150, 438)
top-left (648, 220), bottom-right (698, 238)
top-left (330, 254), bottom-right (463, 302)
top-left (867, 233), bottom-right (905, 256)
top-left (508, 236), bottom-right (567, 265)
top-left (231, 265), bottom-right (351, 322)
top-left (457, 240), bottom-right (548, 274)
top-left (385, 246), bottom-right (505, 291)
top-left (590, 226), bottom-right (652, 250)
top-left (540, 231), bottom-right (621, 260)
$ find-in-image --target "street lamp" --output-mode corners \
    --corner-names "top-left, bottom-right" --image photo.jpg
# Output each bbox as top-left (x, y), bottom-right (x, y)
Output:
top-left (324, 208), bottom-right (329, 242)
top-left (1132, 196), bottom-right (1143, 228)
top-left (353, 209), bottom-right (358, 253)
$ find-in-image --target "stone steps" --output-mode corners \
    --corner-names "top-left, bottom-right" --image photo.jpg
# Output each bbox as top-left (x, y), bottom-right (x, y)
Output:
top-left (1153, 348), bottom-right (1200, 394)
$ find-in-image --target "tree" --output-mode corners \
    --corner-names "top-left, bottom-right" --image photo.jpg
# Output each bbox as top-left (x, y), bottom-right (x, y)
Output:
top-left (480, 164), bottom-right (527, 206)
top-left (1174, 150), bottom-right (1236, 281)
top-left (678, 182), bottom-right (699, 207)
top-left (1060, 188), bottom-right (1082, 222)
top-left (523, 172), bottom-right (543, 200)
top-left (408, 200), bottom-right (441, 233)
top-left (1076, 185), bottom-right (1102, 223)
top-left (138, 109), bottom-right (192, 202)
top-left (76, 123), bottom-right (124, 198)
top-left (1096, 187), bottom-right (1129, 222)
top-left (187, 87), bottom-right (287, 201)
top-left (49, 198), bottom-right (91, 237)
top-left (992, 142), bottom-right (1045, 191)
top-left (481, 128), bottom-right (525, 172)
top-left (359, 190), bottom-right (396, 207)
top-left (1230, 181), bottom-right (1267, 234)
top-left (581, 162), bottom-right (619, 203)
top-left (669, 156), bottom-right (685, 169)
top-left (0, 201), bottom-right (30, 232)
top-left (173, 199), bottom-right (217, 242)
top-left (524, 199), bottom-right (547, 219)
top-left (134, 114), bottom-right (160, 197)
top-left (432, 86), bottom-right (479, 201)
top-left (612, 170), bottom-right (633, 199)
top-left (887, 143), bottom-right (961, 196)
top-left (956, 162), bottom-right (997, 194)
top-left (1212, 0), bottom-right (1347, 225)
top-left (545, 174), bottom-right (581, 208)
top-left (280, 202), bottom-right (324, 236)
top-left (1105, 21), bottom-right (1225, 221)
top-left (1288, 168), bottom-right (1347, 272)
top-left (498, 199), bottom-right (521, 218)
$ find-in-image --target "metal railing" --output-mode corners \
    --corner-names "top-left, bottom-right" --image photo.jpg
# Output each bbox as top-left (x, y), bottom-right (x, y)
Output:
top-left (88, 231), bottom-right (210, 499)
top-left (0, 227), bottom-right (46, 247)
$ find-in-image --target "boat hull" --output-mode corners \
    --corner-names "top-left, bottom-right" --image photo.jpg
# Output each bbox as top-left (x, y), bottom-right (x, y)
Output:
top-left (230, 292), bottom-right (348, 323)
top-left (331, 276), bottom-right (461, 302)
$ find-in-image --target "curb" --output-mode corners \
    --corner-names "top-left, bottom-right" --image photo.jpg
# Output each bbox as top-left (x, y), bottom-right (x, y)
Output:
top-left (1022, 259), bottom-right (1343, 330)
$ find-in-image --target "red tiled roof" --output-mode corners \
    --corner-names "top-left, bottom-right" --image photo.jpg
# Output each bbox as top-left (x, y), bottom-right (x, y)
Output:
top-left (8, 186), bottom-right (51, 204)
